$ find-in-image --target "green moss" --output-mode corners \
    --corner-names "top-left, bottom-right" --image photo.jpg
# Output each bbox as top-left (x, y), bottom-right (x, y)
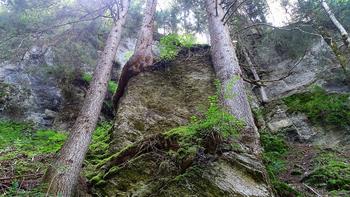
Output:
top-left (84, 121), bottom-right (115, 184)
top-left (331, 42), bottom-right (348, 69)
top-left (306, 152), bottom-right (350, 192)
top-left (86, 121), bottom-right (112, 162)
top-left (261, 132), bottom-right (288, 177)
top-left (90, 172), bottom-right (105, 185)
top-left (0, 121), bottom-right (66, 159)
top-left (103, 166), bottom-right (120, 179)
top-left (260, 132), bottom-right (302, 196)
top-left (1, 182), bottom-right (48, 196)
top-left (284, 86), bottom-right (350, 128)
top-left (0, 121), bottom-right (32, 149)
top-left (329, 190), bottom-right (350, 196)
top-left (0, 121), bottom-right (67, 195)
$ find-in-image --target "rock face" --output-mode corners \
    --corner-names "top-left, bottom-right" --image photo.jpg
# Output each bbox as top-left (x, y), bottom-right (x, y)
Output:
top-left (259, 38), bottom-right (345, 99)
top-left (95, 47), bottom-right (272, 196)
top-left (251, 31), bottom-right (350, 196)
top-left (0, 37), bottom-right (136, 128)
top-left (257, 37), bottom-right (350, 149)
top-left (111, 46), bottom-right (217, 151)
top-left (0, 47), bottom-right (62, 126)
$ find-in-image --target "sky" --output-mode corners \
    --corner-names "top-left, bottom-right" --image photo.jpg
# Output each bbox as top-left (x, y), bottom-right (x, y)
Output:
top-left (158, 0), bottom-right (294, 27)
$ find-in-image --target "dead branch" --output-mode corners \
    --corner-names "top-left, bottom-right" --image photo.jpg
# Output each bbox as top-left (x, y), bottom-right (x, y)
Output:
top-left (241, 49), bottom-right (307, 86)
top-left (303, 183), bottom-right (322, 197)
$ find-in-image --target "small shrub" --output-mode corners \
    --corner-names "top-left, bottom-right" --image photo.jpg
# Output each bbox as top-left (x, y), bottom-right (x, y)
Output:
top-left (82, 73), bottom-right (93, 83)
top-left (165, 95), bottom-right (243, 159)
top-left (259, 132), bottom-right (302, 196)
top-left (159, 34), bottom-right (196, 60)
top-left (108, 81), bottom-right (118, 94)
top-left (284, 86), bottom-right (350, 128)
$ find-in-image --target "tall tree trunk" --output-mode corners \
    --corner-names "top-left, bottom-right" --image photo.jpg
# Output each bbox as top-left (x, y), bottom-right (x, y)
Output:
top-left (321, 0), bottom-right (350, 47)
top-left (206, 0), bottom-right (260, 154)
top-left (242, 47), bottom-right (269, 103)
top-left (113, 0), bottom-right (157, 109)
top-left (42, 0), bottom-right (130, 196)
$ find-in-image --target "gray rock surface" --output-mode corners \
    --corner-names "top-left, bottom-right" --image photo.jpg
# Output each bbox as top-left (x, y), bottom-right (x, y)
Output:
top-left (257, 36), bottom-right (350, 149)
top-left (98, 47), bottom-right (273, 196)
top-left (0, 37), bottom-right (137, 128)
top-left (0, 47), bottom-right (62, 126)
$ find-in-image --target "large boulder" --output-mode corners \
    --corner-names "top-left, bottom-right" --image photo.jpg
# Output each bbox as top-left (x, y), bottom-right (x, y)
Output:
top-left (92, 46), bottom-right (272, 197)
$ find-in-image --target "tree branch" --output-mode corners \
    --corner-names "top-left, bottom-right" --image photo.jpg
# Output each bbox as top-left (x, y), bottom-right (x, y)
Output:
top-left (223, 0), bottom-right (249, 25)
top-left (237, 23), bottom-right (323, 38)
top-left (241, 49), bottom-right (307, 86)
top-left (221, 0), bottom-right (238, 22)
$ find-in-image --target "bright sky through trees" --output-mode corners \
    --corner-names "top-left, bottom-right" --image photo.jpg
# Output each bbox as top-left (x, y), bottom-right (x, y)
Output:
top-left (158, 0), bottom-right (294, 27)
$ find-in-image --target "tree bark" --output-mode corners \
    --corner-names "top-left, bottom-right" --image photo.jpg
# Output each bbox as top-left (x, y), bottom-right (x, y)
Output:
top-left (321, 0), bottom-right (350, 47)
top-left (113, 0), bottom-right (157, 109)
top-left (206, 0), bottom-right (260, 154)
top-left (42, 0), bottom-right (130, 196)
top-left (242, 47), bottom-right (269, 103)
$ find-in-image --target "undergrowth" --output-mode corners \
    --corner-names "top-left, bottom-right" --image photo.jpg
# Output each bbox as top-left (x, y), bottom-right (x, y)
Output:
top-left (284, 86), bottom-right (350, 128)
top-left (260, 131), bottom-right (302, 196)
top-left (306, 151), bottom-right (350, 194)
top-left (0, 120), bottom-right (112, 196)
top-left (84, 122), bottom-right (113, 180)
top-left (0, 121), bottom-right (66, 196)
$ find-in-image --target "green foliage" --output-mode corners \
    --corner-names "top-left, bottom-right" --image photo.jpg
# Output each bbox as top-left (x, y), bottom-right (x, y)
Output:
top-left (306, 152), bottom-right (350, 192)
top-left (296, 0), bottom-right (350, 34)
top-left (108, 81), bottom-right (118, 94)
top-left (284, 86), bottom-right (350, 128)
top-left (87, 122), bottom-right (112, 163)
top-left (165, 95), bottom-right (243, 159)
top-left (0, 121), bottom-right (66, 195)
top-left (82, 73), bottom-right (118, 94)
top-left (260, 132), bottom-right (302, 196)
top-left (261, 132), bottom-right (288, 178)
top-left (84, 122), bottom-right (113, 184)
top-left (0, 121), bottom-right (66, 158)
top-left (124, 51), bottom-right (133, 61)
top-left (0, 120), bottom-right (113, 194)
top-left (82, 73), bottom-right (93, 83)
top-left (159, 34), bottom-right (196, 60)
top-left (0, 121), bottom-right (32, 149)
